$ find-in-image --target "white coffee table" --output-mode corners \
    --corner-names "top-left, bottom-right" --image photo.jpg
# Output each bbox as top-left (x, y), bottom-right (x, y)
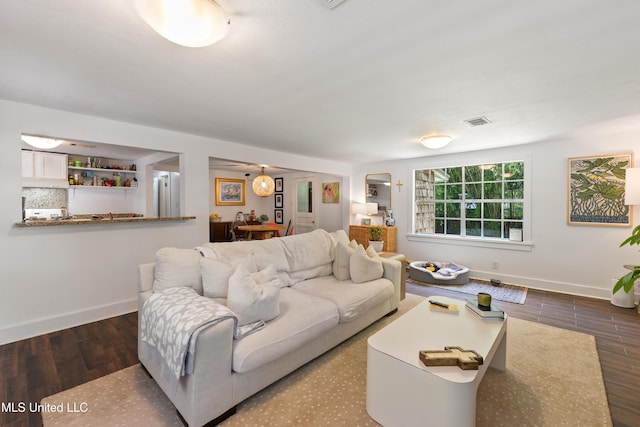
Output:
top-left (366, 296), bottom-right (507, 427)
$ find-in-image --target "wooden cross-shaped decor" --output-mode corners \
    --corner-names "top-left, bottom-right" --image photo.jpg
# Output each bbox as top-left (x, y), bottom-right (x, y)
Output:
top-left (419, 346), bottom-right (484, 370)
top-left (396, 180), bottom-right (403, 192)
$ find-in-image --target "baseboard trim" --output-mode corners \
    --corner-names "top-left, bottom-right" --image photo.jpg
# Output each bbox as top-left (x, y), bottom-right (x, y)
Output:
top-left (0, 298), bottom-right (137, 345)
top-left (470, 270), bottom-right (618, 300)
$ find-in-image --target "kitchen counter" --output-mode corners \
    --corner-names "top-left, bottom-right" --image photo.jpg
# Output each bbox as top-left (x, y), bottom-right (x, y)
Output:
top-left (15, 215), bottom-right (196, 227)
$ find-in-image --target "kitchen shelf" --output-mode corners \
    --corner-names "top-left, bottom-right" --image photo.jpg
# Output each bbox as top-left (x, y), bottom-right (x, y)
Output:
top-left (68, 166), bottom-right (137, 174)
top-left (69, 185), bottom-right (137, 190)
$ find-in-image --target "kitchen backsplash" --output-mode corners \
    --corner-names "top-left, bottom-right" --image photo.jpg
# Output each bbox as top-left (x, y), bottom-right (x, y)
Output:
top-left (22, 188), bottom-right (67, 210)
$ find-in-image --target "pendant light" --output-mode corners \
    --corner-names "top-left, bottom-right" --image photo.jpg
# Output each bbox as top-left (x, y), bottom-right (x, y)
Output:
top-left (252, 167), bottom-right (275, 197)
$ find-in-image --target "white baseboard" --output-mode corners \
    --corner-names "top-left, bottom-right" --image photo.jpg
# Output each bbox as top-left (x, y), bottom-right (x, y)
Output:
top-left (0, 298), bottom-right (138, 346)
top-left (470, 270), bottom-right (619, 300)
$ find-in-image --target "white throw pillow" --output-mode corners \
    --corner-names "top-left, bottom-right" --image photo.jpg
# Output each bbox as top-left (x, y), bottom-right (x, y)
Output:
top-left (349, 244), bottom-right (384, 284)
top-left (153, 247), bottom-right (203, 293)
top-left (333, 241), bottom-right (355, 281)
top-left (227, 264), bottom-right (281, 325)
top-left (200, 253), bottom-right (257, 298)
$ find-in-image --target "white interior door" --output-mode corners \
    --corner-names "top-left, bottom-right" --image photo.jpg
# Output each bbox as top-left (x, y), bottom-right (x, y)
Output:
top-left (294, 176), bottom-right (317, 234)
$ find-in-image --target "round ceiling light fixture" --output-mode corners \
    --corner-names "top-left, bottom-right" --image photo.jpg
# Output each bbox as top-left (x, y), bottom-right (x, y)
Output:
top-left (21, 135), bottom-right (63, 149)
top-left (252, 167), bottom-right (275, 197)
top-left (419, 134), bottom-right (453, 149)
top-left (135, 0), bottom-right (230, 48)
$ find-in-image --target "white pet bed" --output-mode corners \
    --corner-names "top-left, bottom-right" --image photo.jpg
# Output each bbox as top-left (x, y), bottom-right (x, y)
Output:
top-left (409, 261), bottom-right (470, 285)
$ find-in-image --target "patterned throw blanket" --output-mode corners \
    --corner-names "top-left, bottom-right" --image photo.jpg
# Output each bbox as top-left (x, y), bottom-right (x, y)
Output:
top-left (139, 287), bottom-right (265, 386)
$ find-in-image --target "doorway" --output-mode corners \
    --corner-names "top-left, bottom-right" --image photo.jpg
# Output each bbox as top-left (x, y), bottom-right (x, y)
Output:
top-left (294, 176), bottom-right (317, 234)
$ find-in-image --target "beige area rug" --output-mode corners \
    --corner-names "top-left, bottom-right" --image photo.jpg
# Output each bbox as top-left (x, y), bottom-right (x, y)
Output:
top-left (408, 277), bottom-right (529, 304)
top-left (42, 295), bottom-right (610, 427)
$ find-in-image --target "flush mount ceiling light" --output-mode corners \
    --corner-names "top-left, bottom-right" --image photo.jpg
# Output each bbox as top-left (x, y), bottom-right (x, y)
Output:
top-left (135, 0), bottom-right (230, 48)
top-left (252, 167), bottom-right (275, 197)
top-left (21, 135), bottom-right (63, 149)
top-left (419, 134), bottom-right (453, 149)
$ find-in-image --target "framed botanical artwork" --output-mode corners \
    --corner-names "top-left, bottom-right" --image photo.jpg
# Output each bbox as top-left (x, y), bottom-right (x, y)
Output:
top-left (322, 182), bottom-right (340, 203)
top-left (275, 177), bottom-right (283, 193)
top-left (215, 178), bottom-right (245, 206)
top-left (275, 193), bottom-right (283, 208)
top-left (274, 209), bottom-right (283, 224)
top-left (567, 154), bottom-right (633, 226)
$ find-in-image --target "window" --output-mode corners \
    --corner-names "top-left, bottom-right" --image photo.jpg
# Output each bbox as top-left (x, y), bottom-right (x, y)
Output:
top-left (414, 162), bottom-right (524, 240)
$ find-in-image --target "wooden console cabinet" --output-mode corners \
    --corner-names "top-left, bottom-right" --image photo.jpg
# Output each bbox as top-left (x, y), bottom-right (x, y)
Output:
top-left (210, 221), bottom-right (233, 242)
top-left (349, 225), bottom-right (397, 252)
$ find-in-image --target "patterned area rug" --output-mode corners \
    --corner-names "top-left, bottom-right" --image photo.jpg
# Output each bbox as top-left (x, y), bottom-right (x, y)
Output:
top-left (408, 277), bottom-right (528, 304)
top-left (42, 295), bottom-right (610, 427)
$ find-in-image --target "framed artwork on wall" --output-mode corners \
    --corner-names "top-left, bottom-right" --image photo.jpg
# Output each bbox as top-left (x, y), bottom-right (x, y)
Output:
top-left (275, 177), bottom-right (283, 192)
top-left (322, 181), bottom-right (340, 203)
top-left (567, 153), bottom-right (633, 226)
top-left (275, 193), bottom-right (283, 208)
top-left (215, 178), bottom-right (245, 206)
top-left (274, 209), bottom-right (283, 224)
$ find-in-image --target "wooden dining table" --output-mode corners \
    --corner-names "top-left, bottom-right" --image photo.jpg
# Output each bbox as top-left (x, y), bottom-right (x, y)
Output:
top-left (237, 224), bottom-right (287, 240)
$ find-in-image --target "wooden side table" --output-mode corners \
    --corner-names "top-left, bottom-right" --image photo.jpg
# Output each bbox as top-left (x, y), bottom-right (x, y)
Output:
top-left (379, 251), bottom-right (406, 300)
top-left (349, 225), bottom-right (397, 252)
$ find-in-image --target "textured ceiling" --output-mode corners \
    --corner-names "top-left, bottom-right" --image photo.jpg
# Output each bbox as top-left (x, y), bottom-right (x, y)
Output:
top-left (2, 0), bottom-right (640, 165)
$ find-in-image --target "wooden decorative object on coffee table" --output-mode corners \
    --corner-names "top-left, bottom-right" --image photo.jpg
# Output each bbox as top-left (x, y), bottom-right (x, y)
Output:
top-left (419, 347), bottom-right (484, 370)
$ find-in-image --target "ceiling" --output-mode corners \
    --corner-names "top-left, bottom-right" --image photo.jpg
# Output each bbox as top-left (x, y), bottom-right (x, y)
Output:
top-left (2, 1), bottom-right (640, 165)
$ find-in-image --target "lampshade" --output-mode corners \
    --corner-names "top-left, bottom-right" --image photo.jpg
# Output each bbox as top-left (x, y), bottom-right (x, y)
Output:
top-left (625, 167), bottom-right (640, 205)
top-left (351, 202), bottom-right (368, 215)
top-left (366, 202), bottom-right (378, 215)
top-left (420, 135), bottom-right (453, 149)
top-left (135, 0), bottom-right (230, 48)
top-left (21, 135), bottom-right (62, 149)
top-left (252, 167), bottom-right (275, 197)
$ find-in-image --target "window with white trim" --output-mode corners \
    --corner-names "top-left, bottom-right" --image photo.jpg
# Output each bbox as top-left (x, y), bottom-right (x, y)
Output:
top-left (414, 162), bottom-right (524, 239)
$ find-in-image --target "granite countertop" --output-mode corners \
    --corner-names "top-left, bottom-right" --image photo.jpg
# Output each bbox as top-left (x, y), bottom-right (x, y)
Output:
top-left (15, 214), bottom-right (196, 227)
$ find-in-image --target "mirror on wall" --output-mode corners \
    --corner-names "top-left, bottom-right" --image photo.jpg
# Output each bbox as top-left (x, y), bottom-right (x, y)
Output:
top-left (365, 173), bottom-right (391, 216)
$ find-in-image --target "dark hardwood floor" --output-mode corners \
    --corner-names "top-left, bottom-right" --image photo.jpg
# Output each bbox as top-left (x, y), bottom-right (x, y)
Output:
top-left (1, 284), bottom-right (638, 427)
top-left (0, 312), bottom-right (138, 427)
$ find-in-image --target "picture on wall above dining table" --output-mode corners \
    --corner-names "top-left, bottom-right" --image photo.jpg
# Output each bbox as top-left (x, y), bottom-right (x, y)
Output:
top-left (275, 193), bottom-right (283, 208)
top-left (215, 178), bottom-right (246, 206)
top-left (567, 153), bottom-right (632, 226)
top-left (275, 177), bottom-right (283, 192)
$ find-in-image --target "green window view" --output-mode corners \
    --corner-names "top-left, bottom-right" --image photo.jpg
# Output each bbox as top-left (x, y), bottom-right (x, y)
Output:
top-left (414, 162), bottom-right (524, 239)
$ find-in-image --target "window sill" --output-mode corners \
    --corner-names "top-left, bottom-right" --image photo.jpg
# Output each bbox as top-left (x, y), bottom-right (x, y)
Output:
top-left (406, 233), bottom-right (533, 251)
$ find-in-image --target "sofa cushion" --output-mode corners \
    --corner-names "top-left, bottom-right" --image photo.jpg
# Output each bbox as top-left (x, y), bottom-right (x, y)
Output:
top-left (328, 229), bottom-right (350, 248)
top-left (153, 247), bottom-right (203, 293)
top-left (349, 244), bottom-right (384, 283)
top-left (292, 275), bottom-right (393, 322)
top-left (332, 240), bottom-right (358, 281)
top-left (227, 264), bottom-right (281, 326)
top-left (232, 288), bottom-right (339, 373)
top-left (200, 253), bottom-right (256, 298)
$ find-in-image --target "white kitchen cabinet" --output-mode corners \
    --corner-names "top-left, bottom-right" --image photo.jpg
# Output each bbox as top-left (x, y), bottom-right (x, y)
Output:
top-left (22, 150), bottom-right (69, 187)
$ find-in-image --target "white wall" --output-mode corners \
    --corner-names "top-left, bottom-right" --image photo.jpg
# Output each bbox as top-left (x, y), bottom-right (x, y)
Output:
top-left (353, 115), bottom-right (640, 300)
top-left (0, 99), bottom-right (351, 344)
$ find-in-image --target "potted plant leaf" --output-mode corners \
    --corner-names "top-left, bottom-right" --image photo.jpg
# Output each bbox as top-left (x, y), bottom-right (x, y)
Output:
top-left (260, 214), bottom-right (269, 224)
top-left (369, 226), bottom-right (384, 252)
top-left (613, 224), bottom-right (640, 308)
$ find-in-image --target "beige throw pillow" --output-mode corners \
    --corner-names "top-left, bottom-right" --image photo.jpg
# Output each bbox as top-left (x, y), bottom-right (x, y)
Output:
top-left (227, 264), bottom-right (281, 325)
top-left (349, 244), bottom-right (384, 283)
top-left (332, 239), bottom-right (359, 281)
top-left (200, 253), bottom-right (256, 298)
top-left (153, 247), bottom-right (203, 293)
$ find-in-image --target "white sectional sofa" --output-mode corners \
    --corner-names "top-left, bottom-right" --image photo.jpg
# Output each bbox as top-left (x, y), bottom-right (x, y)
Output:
top-left (137, 229), bottom-right (401, 426)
